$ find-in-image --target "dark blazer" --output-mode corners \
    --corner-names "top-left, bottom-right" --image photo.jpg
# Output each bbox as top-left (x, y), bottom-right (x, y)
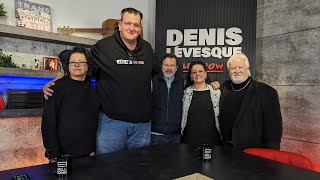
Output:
top-left (219, 79), bottom-right (282, 150)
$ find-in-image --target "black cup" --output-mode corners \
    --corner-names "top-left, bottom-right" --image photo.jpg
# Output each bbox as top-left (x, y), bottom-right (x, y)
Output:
top-left (49, 154), bottom-right (72, 176)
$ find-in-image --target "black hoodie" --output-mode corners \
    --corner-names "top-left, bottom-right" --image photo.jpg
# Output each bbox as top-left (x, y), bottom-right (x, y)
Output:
top-left (91, 30), bottom-right (156, 123)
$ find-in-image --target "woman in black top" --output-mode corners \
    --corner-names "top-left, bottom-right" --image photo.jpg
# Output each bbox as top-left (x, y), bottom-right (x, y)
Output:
top-left (41, 47), bottom-right (100, 161)
top-left (181, 61), bottom-right (222, 147)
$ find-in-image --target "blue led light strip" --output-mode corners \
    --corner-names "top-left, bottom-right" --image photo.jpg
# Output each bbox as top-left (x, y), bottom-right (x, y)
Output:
top-left (0, 75), bottom-right (96, 94)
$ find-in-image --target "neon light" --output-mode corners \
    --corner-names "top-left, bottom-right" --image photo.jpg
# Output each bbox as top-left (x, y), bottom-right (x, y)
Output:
top-left (0, 75), bottom-right (96, 94)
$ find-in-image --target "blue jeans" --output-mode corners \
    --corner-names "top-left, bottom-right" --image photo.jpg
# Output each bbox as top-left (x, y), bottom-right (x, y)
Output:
top-left (96, 112), bottom-right (151, 155)
top-left (150, 134), bottom-right (181, 145)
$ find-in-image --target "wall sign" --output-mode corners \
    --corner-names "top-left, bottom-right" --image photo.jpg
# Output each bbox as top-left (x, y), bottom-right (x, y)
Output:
top-left (155, 0), bottom-right (257, 82)
top-left (15, 0), bottom-right (52, 32)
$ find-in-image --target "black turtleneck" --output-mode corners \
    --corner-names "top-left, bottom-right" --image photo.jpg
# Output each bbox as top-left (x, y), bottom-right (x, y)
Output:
top-left (220, 77), bottom-right (252, 141)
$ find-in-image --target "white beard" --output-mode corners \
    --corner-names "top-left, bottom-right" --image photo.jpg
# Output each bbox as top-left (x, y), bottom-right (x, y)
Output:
top-left (231, 74), bottom-right (247, 84)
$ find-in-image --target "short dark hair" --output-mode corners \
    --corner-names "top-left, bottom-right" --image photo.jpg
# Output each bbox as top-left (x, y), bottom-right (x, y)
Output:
top-left (65, 47), bottom-right (93, 77)
top-left (160, 53), bottom-right (178, 65)
top-left (121, 7), bottom-right (143, 21)
top-left (188, 60), bottom-right (208, 73)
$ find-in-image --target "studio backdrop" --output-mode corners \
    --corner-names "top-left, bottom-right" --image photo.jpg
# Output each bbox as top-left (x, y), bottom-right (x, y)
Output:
top-left (155, 0), bottom-right (257, 82)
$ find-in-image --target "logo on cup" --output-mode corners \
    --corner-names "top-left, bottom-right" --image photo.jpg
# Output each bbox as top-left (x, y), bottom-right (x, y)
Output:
top-left (49, 154), bottom-right (72, 176)
top-left (203, 147), bottom-right (212, 160)
top-left (57, 161), bottom-right (68, 175)
top-left (200, 144), bottom-right (212, 160)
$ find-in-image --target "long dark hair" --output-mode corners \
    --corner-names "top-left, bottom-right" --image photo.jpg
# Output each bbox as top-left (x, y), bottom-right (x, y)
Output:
top-left (185, 61), bottom-right (208, 88)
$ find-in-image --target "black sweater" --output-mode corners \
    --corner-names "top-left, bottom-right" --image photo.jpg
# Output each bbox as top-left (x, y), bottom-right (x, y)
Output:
top-left (91, 30), bottom-right (157, 123)
top-left (182, 90), bottom-right (222, 146)
top-left (41, 76), bottom-right (100, 159)
top-left (219, 77), bottom-right (251, 141)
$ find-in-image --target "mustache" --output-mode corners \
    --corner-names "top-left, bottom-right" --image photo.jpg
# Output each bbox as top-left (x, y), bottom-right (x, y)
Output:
top-left (165, 70), bottom-right (173, 73)
top-left (232, 74), bottom-right (243, 78)
top-left (232, 72), bottom-right (243, 75)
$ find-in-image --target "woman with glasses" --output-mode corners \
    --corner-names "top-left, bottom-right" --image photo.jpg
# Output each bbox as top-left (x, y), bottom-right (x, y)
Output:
top-left (41, 47), bottom-right (100, 163)
top-left (181, 61), bottom-right (222, 147)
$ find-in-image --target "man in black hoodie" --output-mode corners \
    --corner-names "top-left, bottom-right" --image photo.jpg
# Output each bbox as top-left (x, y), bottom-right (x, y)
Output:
top-left (91, 8), bottom-right (157, 154)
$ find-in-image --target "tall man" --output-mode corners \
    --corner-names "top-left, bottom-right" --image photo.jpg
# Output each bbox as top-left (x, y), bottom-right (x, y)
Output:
top-left (92, 8), bottom-right (157, 154)
top-left (151, 54), bottom-right (184, 145)
top-left (219, 53), bottom-right (282, 150)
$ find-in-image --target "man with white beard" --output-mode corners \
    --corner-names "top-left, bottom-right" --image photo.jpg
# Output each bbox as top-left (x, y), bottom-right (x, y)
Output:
top-left (218, 53), bottom-right (282, 151)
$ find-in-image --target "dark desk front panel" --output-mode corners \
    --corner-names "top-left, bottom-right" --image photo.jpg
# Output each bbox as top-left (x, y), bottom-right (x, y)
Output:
top-left (0, 144), bottom-right (319, 180)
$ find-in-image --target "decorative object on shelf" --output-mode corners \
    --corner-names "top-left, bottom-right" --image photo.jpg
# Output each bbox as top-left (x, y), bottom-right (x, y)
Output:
top-left (0, 3), bottom-right (8, 18)
top-left (0, 94), bottom-right (5, 110)
top-left (57, 19), bottom-right (118, 38)
top-left (43, 57), bottom-right (59, 71)
top-left (57, 19), bottom-right (144, 38)
top-left (32, 59), bottom-right (40, 70)
top-left (20, 63), bottom-right (27, 69)
top-left (15, 0), bottom-right (52, 32)
top-left (0, 49), bottom-right (18, 68)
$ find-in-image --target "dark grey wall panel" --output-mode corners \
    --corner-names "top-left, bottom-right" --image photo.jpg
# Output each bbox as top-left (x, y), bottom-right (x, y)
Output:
top-left (256, 28), bottom-right (320, 85)
top-left (257, 0), bottom-right (320, 38)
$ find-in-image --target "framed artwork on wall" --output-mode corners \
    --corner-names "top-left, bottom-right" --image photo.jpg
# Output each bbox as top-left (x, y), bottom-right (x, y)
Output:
top-left (15, 0), bottom-right (52, 32)
top-left (43, 57), bottom-right (59, 71)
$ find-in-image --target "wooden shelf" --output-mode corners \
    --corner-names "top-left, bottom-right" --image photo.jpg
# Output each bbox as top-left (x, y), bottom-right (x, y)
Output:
top-left (0, 24), bottom-right (97, 48)
top-left (0, 67), bottom-right (62, 77)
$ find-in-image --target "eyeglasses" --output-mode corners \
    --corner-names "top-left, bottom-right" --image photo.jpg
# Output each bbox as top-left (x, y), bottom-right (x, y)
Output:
top-left (122, 21), bottom-right (141, 28)
top-left (191, 70), bottom-right (205, 76)
top-left (69, 61), bottom-right (87, 66)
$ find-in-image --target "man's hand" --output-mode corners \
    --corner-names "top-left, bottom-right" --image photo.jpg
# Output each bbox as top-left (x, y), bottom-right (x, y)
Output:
top-left (210, 81), bottom-right (220, 90)
top-left (43, 80), bottom-right (55, 100)
top-left (43, 74), bottom-right (64, 100)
